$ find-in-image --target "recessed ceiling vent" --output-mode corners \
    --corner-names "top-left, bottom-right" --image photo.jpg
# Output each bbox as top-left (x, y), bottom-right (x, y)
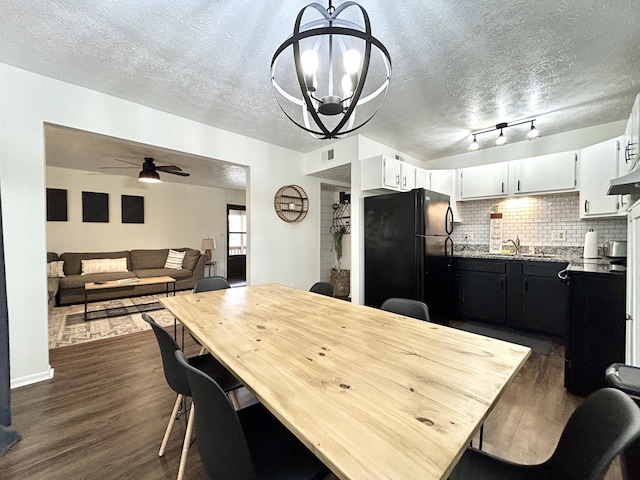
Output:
top-left (322, 148), bottom-right (335, 162)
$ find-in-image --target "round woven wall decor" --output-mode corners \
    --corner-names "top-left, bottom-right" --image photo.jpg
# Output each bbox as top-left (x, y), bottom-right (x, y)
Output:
top-left (274, 185), bottom-right (309, 223)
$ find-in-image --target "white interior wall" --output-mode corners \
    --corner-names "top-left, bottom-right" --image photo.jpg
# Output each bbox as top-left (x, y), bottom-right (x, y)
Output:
top-left (46, 166), bottom-right (244, 277)
top-left (0, 63), bottom-right (322, 387)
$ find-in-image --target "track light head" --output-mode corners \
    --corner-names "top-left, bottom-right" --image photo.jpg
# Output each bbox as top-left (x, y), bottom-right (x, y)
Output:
top-left (527, 121), bottom-right (541, 140)
top-left (495, 129), bottom-right (506, 146)
top-left (469, 134), bottom-right (480, 151)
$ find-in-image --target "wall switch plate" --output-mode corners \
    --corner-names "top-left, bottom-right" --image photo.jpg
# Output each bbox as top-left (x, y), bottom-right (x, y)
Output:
top-left (464, 232), bottom-right (474, 241)
top-left (552, 230), bottom-right (567, 241)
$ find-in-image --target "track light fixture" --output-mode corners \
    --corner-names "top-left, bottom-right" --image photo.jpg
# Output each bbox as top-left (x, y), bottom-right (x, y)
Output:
top-left (271, 1), bottom-right (391, 139)
top-left (470, 119), bottom-right (541, 151)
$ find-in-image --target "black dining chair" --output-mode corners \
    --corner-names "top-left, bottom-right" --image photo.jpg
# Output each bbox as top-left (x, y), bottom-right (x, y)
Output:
top-left (142, 313), bottom-right (243, 480)
top-left (605, 363), bottom-right (640, 480)
top-left (448, 387), bottom-right (640, 480)
top-left (192, 276), bottom-right (231, 354)
top-left (175, 350), bottom-right (329, 480)
top-left (309, 281), bottom-right (335, 297)
top-left (380, 298), bottom-right (430, 322)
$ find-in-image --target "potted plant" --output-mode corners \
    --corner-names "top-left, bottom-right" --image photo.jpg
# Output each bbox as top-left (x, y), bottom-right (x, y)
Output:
top-left (330, 225), bottom-right (350, 298)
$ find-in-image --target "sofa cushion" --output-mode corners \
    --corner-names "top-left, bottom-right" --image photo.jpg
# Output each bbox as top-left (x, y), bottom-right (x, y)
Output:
top-left (47, 252), bottom-right (59, 263)
top-left (60, 271), bottom-right (137, 289)
top-left (61, 251), bottom-right (131, 276)
top-left (181, 249), bottom-right (200, 272)
top-left (47, 261), bottom-right (65, 278)
top-left (81, 257), bottom-right (128, 275)
top-left (134, 268), bottom-right (193, 280)
top-left (130, 249), bottom-right (169, 270)
top-left (164, 249), bottom-right (186, 269)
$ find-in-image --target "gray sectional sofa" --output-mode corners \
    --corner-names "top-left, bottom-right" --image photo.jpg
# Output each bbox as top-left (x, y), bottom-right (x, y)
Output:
top-left (48, 248), bottom-right (204, 306)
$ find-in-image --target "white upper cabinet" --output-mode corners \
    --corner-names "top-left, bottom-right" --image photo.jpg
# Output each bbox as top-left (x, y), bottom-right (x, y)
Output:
top-left (580, 136), bottom-right (626, 218)
top-left (429, 170), bottom-right (454, 195)
top-left (624, 94), bottom-right (640, 171)
top-left (459, 163), bottom-right (509, 199)
top-left (512, 151), bottom-right (577, 195)
top-left (361, 155), bottom-right (417, 192)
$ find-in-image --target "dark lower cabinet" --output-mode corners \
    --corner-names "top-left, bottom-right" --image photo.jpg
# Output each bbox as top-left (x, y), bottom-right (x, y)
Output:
top-left (565, 271), bottom-right (626, 397)
top-left (455, 258), bottom-right (568, 338)
top-left (456, 259), bottom-right (507, 324)
top-left (519, 262), bottom-right (568, 337)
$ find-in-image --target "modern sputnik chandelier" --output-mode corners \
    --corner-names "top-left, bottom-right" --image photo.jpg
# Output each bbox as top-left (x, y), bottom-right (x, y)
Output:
top-left (271, 1), bottom-right (391, 139)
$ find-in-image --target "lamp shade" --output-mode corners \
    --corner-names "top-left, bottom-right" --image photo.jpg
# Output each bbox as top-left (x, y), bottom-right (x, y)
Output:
top-left (201, 238), bottom-right (215, 251)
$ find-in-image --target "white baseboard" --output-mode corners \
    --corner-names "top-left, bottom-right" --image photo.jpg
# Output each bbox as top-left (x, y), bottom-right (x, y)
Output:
top-left (11, 367), bottom-right (54, 389)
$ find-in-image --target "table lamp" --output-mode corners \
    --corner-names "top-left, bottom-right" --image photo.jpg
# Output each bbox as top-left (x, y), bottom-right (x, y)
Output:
top-left (201, 238), bottom-right (215, 262)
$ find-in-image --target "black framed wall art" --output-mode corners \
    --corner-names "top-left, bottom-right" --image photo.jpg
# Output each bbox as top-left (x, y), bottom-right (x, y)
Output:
top-left (82, 191), bottom-right (109, 223)
top-left (121, 195), bottom-right (144, 224)
top-left (46, 188), bottom-right (68, 222)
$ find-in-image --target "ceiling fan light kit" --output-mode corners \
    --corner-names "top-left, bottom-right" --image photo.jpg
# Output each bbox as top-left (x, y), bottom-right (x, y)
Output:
top-left (271, 0), bottom-right (391, 139)
top-left (470, 119), bottom-right (541, 151)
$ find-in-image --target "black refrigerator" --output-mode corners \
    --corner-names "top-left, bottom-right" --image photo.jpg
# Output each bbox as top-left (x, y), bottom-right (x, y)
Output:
top-left (364, 188), bottom-right (454, 322)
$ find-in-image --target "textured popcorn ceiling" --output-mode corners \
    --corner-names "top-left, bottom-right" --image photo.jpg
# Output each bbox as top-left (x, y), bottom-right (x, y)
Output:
top-left (2, 0), bottom-right (640, 188)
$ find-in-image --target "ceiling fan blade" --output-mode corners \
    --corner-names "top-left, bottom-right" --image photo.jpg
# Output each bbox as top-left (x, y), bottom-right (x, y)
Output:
top-left (100, 166), bottom-right (138, 170)
top-left (156, 165), bottom-right (183, 172)
top-left (113, 158), bottom-right (140, 166)
top-left (164, 170), bottom-right (191, 177)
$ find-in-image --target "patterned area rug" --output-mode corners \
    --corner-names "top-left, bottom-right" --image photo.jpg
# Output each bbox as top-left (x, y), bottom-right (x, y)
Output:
top-left (49, 293), bottom-right (183, 349)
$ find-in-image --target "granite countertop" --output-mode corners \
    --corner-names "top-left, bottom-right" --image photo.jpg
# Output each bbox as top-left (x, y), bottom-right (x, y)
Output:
top-left (454, 248), bottom-right (579, 264)
top-left (454, 246), bottom-right (626, 273)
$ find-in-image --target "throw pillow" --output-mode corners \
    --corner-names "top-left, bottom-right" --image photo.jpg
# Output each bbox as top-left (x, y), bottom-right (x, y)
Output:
top-left (47, 261), bottom-right (65, 278)
top-left (164, 249), bottom-right (186, 270)
top-left (81, 257), bottom-right (128, 275)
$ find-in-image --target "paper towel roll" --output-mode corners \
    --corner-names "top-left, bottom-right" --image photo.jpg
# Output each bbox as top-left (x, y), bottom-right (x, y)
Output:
top-left (583, 230), bottom-right (599, 258)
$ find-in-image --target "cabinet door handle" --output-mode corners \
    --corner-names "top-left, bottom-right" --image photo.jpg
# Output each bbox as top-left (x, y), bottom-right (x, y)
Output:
top-left (500, 277), bottom-right (504, 290)
top-left (403, 176), bottom-right (407, 188)
top-left (525, 279), bottom-right (529, 292)
top-left (396, 174), bottom-right (400, 186)
top-left (517, 179), bottom-right (521, 192)
top-left (501, 181), bottom-right (504, 193)
top-left (584, 200), bottom-right (589, 213)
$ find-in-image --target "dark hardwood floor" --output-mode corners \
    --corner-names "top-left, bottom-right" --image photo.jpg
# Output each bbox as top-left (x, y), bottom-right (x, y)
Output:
top-left (0, 329), bottom-right (623, 479)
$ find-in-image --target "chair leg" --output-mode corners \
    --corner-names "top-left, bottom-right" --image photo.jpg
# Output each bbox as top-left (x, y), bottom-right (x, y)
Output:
top-left (198, 345), bottom-right (206, 355)
top-left (177, 403), bottom-right (195, 480)
top-left (228, 389), bottom-right (240, 410)
top-left (159, 394), bottom-right (183, 457)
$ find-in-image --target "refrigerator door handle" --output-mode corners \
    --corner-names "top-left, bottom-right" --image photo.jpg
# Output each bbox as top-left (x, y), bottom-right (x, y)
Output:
top-left (445, 236), bottom-right (454, 267)
top-left (445, 206), bottom-right (454, 235)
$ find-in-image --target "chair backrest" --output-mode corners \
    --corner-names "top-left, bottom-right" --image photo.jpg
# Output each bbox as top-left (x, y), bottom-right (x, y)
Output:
top-left (309, 281), bottom-right (334, 297)
top-left (194, 276), bottom-right (231, 293)
top-left (175, 350), bottom-right (256, 480)
top-left (141, 313), bottom-right (191, 396)
top-left (543, 387), bottom-right (640, 480)
top-left (380, 298), bottom-right (430, 322)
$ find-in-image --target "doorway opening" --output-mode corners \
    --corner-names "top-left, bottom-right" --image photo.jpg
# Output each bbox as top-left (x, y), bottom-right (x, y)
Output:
top-left (227, 204), bottom-right (246, 285)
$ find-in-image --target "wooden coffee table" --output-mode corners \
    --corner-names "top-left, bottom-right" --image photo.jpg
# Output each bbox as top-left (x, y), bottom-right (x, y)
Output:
top-left (84, 275), bottom-right (176, 321)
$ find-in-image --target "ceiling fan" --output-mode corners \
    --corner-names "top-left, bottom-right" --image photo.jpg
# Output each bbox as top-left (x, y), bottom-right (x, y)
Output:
top-left (100, 157), bottom-right (191, 183)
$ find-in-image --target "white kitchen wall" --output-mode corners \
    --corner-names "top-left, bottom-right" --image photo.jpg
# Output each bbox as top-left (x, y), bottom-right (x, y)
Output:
top-left (451, 192), bottom-right (627, 250)
top-left (46, 166), bottom-right (244, 277)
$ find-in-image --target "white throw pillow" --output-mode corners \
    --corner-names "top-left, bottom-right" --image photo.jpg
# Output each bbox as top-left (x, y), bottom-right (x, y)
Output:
top-left (47, 261), bottom-right (65, 278)
top-left (164, 249), bottom-right (186, 269)
top-left (81, 258), bottom-right (128, 275)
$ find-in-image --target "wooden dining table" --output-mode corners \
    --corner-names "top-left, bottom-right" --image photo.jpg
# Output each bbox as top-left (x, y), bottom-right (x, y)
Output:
top-left (160, 283), bottom-right (531, 480)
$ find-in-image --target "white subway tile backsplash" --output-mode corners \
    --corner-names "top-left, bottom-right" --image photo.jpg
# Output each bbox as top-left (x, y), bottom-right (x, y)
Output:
top-left (451, 192), bottom-right (626, 249)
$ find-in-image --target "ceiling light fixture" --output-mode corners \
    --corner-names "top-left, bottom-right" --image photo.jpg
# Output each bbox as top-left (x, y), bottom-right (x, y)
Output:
top-left (138, 168), bottom-right (160, 183)
top-left (271, 1), bottom-right (392, 139)
top-left (469, 134), bottom-right (479, 151)
top-left (470, 119), bottom-right (541, 151)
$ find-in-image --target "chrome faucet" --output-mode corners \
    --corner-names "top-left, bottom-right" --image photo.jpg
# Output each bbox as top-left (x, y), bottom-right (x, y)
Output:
top-left (503, 235), bottom-right (521, 254)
